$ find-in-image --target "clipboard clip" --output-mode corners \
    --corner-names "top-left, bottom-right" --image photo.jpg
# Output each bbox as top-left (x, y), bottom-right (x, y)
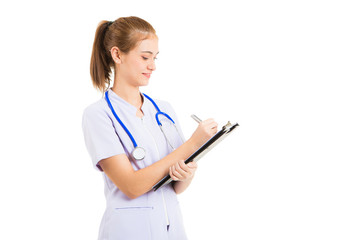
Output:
top-left (223, 121), bottom-right (233, 130)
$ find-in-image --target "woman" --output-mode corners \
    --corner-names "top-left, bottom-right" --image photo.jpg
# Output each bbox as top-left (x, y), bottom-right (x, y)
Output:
top-left (82, 16), bottom-right (218, 240)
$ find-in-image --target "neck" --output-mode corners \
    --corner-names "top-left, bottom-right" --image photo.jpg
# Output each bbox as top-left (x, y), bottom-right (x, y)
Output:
top-left (112, 82), bottom-right (143, 109)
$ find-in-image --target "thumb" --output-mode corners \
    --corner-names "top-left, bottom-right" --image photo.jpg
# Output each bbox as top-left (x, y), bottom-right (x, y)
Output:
top-left (188, 162), bottom-right (197, 168)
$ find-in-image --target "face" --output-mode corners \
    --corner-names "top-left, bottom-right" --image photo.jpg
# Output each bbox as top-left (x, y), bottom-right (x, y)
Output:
top-left (115, 36), bottom-right (159, 87)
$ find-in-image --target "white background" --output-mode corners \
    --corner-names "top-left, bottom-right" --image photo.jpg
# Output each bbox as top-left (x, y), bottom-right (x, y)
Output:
top-left (1, 0), bottom-right (359, 239)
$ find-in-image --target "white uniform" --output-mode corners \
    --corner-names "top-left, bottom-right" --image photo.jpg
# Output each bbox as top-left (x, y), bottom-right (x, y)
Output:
top-left (82, 89), bottom-right (188, 240)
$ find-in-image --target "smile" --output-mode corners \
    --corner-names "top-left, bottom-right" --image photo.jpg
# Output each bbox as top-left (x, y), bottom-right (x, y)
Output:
top-left (142, 73), bottom-right (151, 78)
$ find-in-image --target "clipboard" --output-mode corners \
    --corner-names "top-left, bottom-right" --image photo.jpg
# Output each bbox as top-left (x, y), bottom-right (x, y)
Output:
top-left (152, 121), bottom-right (239, 191)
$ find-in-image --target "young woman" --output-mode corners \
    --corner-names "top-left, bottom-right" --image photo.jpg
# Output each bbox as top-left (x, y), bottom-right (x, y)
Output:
top-left (82, 16), bottom-right (218, 240)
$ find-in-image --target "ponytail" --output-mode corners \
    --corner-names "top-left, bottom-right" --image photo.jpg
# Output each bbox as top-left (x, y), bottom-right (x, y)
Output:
top-left (90, 17), bottom-right (157, 93)
top-left (90, 21), bottom-right (113, 93)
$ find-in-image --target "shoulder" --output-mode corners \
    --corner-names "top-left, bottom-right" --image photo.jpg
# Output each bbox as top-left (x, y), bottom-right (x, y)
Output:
top-left (150, 97), bottom-right (180, 121)
top-left (147, 96), bottom-right (176, 114)
top-left (155, 99), bottom-right (172, 110)
top-left (82, 98), bottom-right (110, 121)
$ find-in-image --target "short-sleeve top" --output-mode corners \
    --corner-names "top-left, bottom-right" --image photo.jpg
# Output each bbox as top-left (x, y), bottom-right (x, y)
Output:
top-left (82, 89), bottom-right (187, 240)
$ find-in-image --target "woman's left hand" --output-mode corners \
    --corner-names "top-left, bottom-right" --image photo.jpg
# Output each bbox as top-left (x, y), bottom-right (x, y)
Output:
top-left (169, 160), bottom-right (198, 182)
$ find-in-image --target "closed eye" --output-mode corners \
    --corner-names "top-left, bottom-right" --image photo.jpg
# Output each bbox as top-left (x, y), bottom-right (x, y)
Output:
top-left (142, 56), bottom-right (158, 61)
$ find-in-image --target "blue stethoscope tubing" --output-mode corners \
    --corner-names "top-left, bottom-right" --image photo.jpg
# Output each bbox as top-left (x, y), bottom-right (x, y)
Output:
top-left (105, 90), bottom-right (181, 160)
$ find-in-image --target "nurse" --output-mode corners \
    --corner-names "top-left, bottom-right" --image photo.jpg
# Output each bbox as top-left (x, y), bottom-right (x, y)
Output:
top-left (82, 16), bottom-right (218, 240)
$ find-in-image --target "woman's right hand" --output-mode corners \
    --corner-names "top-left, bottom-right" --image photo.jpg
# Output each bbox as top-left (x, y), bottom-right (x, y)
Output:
top-left (189, 118), bottom-right (218, 149)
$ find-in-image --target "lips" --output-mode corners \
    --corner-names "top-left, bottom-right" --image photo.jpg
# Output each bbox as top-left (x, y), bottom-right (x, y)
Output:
top-left (142, 73), bottom-right (151, 78)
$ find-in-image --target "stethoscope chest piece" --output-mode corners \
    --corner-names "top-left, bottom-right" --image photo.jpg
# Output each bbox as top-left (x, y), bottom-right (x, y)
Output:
top-left (132, 147), bottom-right (146, 161)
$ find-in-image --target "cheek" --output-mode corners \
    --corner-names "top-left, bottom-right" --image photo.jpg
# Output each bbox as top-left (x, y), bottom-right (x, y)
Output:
top-left (129, 58), bottom-right (145, 73)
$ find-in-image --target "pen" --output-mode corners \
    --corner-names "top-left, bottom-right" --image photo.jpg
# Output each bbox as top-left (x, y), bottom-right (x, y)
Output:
top-left (191, 114), bottom-right (202, 123)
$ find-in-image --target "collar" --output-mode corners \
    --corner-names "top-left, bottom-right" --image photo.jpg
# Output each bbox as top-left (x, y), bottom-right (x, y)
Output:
top-left (107, 89), bottom-right (152, 117)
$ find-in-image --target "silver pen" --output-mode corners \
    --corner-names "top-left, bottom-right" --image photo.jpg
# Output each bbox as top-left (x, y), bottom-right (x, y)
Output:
top-left (191, 114), bottom-right (202, 123)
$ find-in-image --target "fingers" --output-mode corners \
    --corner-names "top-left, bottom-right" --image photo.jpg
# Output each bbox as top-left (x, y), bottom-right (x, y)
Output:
top-left (202, 118), bottom-right (218, 128)
top-left (187, 161), bottom-right (198, 169)
top-left (200, 118), bottom-right (218, 136)
top-left (172, 161), bottom-right (188, 179)
top-left (169, 160), bottom-right (198, 181)
top-left (190, 118), bottom-right (218, 149)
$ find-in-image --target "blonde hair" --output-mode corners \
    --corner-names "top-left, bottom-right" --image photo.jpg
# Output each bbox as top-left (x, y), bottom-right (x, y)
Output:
top-left (90, 16), bottom-right (157, 93)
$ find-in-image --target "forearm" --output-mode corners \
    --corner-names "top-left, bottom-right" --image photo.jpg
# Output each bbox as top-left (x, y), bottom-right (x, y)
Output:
top-left (127, 138), bottom-right (198, 197)
top-left (131, 119), bottom-right (219, 197)
top-left (101, 118), bottom-right (217, 199)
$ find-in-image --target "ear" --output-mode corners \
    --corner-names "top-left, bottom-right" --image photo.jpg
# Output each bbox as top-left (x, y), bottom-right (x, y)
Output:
top-left (110, 46), bottom-right (123, 64)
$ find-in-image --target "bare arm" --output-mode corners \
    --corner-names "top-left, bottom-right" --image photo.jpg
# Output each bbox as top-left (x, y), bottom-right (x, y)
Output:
top-left (99, 119), bottom-right (218, 199)
top-left (99, 138), bottom-right (198, 199)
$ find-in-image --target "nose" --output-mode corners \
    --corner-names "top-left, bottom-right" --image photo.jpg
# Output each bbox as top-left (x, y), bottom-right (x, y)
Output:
top-left (148, 59), bottom-right (156, 71)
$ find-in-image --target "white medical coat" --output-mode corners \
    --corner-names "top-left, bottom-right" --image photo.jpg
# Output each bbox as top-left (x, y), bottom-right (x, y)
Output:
top-left (82, 89), bottom-right (188, 240)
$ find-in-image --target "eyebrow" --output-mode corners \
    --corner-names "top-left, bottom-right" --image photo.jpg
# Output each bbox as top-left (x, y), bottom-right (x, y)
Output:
top-left (141, 51), bottom-right (159, 55)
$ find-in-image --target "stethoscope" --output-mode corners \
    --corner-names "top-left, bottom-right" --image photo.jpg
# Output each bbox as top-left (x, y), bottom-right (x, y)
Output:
top-left (105, 90), bottom-right (183, 161)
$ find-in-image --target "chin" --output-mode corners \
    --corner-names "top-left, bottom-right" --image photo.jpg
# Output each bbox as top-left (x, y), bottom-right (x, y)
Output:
top-left (139, 79), bottom-right (150, 86)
